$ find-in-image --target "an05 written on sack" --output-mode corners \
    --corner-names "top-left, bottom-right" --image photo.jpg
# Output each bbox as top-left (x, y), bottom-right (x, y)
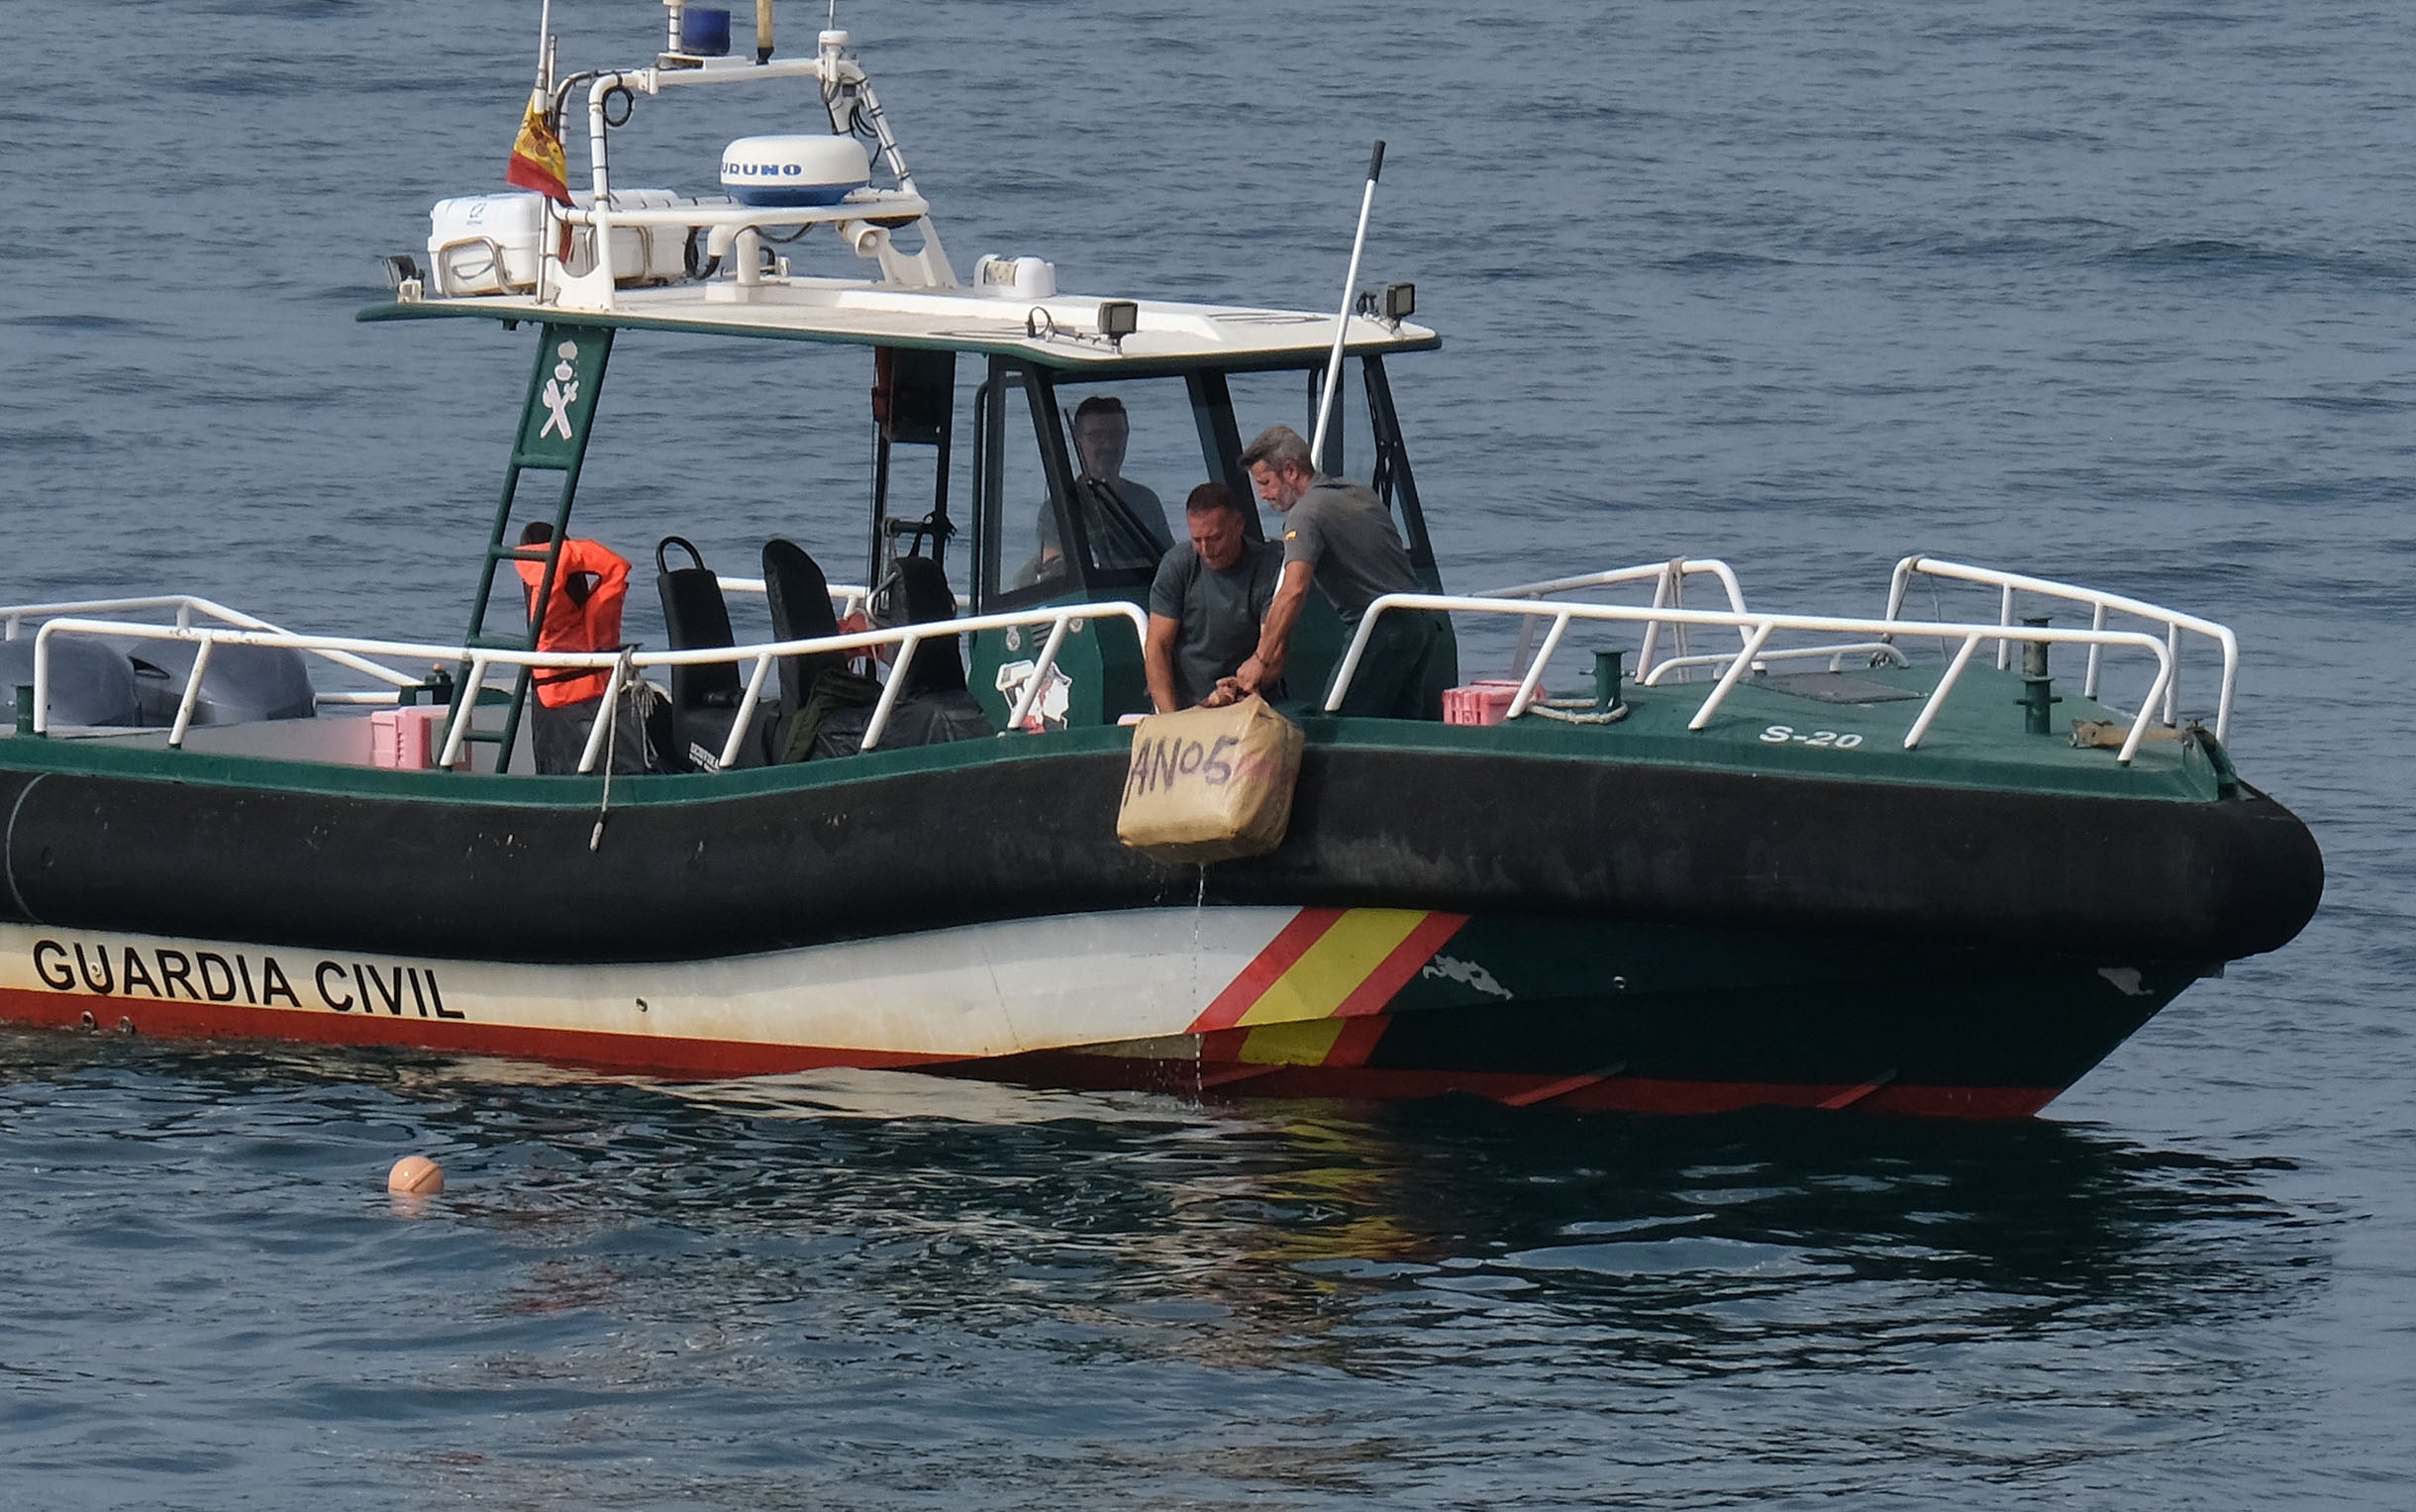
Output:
top-left (1115, 695), bottom-right (1305, 862)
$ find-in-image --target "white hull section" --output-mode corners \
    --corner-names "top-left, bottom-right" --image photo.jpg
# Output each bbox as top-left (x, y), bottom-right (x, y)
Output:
top-left (0, 910), bottom-right (1307, 1067)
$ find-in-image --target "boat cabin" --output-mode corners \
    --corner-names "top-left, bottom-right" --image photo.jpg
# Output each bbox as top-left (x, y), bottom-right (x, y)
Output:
top-left (358, 26), bottom-right (1456, 764)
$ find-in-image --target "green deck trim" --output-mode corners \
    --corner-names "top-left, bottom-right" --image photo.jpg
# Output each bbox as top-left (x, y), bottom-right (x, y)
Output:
top-left (0, 719), bottom-right (1130, 806)
top-left (356, 300), bottom-right (1442, 377)
top-left (1334, 660), bottom-right (2223, 801)
top-left (0, 659), bottom-right (2219, 807)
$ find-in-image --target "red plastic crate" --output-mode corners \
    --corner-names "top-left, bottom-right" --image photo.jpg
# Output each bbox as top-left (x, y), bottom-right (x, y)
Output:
top-left (1442, 680), bottom-right (1525, 726)
top-left (370, 706), bottom-right (452, 768)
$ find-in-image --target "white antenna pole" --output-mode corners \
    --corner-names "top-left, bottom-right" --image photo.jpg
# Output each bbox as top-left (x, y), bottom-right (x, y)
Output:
top-left (1310, 140), bottom-right (1384, 475)
top-left (533, 0), bottom-right (556, 304)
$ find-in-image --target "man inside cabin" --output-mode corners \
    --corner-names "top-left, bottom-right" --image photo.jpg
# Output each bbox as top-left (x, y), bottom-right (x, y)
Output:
top-left (1230, 423), bottom-right (1442, 720)
top-left (1017, 394), bottom-right (1172, 588)
top-left (1068, 394), bottom-right (1171, 569)
top-left (512, 523), bottom-right (650, 774)
top-left (1145, 482), bottom-right (1284, 713)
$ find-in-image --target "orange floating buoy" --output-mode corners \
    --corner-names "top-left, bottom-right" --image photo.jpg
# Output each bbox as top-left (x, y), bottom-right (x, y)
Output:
top-left (387, 1155), bottom-right (445, 1195)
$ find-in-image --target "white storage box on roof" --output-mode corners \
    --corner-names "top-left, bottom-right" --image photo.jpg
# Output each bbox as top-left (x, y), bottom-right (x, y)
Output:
top-left (428, 193), bottom-right (548, 295)
top-left (427, 190), bottom-right (708, 295)
top-left (577, 188), bottom-right (704, 286)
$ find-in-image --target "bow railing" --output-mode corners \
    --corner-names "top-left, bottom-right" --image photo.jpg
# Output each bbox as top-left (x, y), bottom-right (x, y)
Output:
top-left (1481, 558), bottom-right (1751, 681)
top-left (1330, 593), bottom-right (2177, 763)
top-left (1882, 556), bottom-right (2237, 740)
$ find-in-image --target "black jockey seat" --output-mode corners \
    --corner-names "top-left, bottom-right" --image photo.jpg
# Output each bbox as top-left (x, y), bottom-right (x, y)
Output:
top-left (882, 554), bottom-right (993, 743)
top-left (761, 537), bottom-right (857, 759)
top-left (886, 554), bottom-right (972, 698)
top-left (654, 535), bottom-right (759, 770)
top-left (803, 554), bottom-right (994, 758)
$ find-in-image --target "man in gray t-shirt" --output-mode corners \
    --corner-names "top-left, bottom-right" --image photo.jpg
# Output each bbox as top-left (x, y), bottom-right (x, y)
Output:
top-left (1146, 483), bottom-right (1283, 711)
top-left (1230, 423), bottom-right (1442, 719)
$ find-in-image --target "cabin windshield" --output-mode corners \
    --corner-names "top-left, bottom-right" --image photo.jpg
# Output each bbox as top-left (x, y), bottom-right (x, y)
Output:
top-left (972, 354), bottom-right (1431, 614)
top-left (979, 367), bottom-right (1247, 610)
top-left (1054, 379), bottom-right (1191, 574)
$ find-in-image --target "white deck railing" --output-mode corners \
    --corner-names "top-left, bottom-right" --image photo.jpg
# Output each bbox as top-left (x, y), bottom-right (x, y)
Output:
top-left (2, 593), bottom-right (420, 691)
top-left (27, 601), bottom-right (1146, 773)
top-left (5, 580), bottom-right (903, 733)
top-left (1881, 556), bottom-right (2238, 740)
top-left (1481, 558), bottom-right (1752, 681)
top-left (1642, 642), bottom-right (1911, 681)
top-left (1329, 593), bottom-right (2177, 763)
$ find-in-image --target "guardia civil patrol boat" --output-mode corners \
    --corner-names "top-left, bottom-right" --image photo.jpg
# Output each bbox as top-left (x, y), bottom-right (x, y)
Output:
top-left (0, 10), bottom-right (2321, 1116)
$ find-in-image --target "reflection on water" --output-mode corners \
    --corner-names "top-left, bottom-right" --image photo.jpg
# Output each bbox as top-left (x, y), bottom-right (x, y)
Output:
top-left (0, 1033), bottom-right (2331, 1506)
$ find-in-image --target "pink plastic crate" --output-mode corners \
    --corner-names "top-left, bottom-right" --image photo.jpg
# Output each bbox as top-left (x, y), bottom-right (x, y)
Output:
top-left (1442, 680), bottom-right (1525, 727)
top-left (370, 706), bottom-right (452, 769)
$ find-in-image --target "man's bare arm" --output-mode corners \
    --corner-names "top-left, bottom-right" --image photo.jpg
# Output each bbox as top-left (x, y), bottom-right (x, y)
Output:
top-left (1235, 560), bottom-right (1314, 696)
top-left (1144, 612), bottom-right (1183, 713)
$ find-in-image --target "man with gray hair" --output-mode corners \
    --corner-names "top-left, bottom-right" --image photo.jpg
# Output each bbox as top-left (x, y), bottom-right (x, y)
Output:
top-left (1230, 424), bottom-right (1441, 718)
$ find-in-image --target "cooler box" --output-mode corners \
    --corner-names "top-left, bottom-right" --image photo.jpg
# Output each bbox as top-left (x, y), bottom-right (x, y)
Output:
top-left (576, 187), bottom-right (699, 284)
top-left (1442, 679), bottom-right (1525, 726)
top-left (428, 193), bottom-right (548, 295)
top-left (370, 706), bottom-right (454, 769)
top-left (427, 190), bottom-right (700, 295)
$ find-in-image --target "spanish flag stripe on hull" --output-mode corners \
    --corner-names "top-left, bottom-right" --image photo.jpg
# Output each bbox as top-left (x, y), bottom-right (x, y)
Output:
top-left (1228, 1011), bottom-right (1394, 1069)
top-left (1236, 909), bottom-right (1430, 1028)
top-left (1321, 1013), bottom-right (1392, 1068)
top-left (1187, 908), bottom-right (1466, 1035)
top-left (1331, 911), bottom-right (1467, 1019)
top-left (1187, 909), bottom-right (1345, 1033)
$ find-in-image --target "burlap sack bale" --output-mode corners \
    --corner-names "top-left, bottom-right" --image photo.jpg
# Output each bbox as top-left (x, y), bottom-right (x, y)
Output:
top-left (1116, 695), bottom-right (1305, 862)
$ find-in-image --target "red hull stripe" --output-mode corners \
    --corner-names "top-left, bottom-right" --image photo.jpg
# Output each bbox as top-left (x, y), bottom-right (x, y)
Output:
top-left (1187, 908), bottom-right (1345, 1033)
top-left (981, 1053), bottom-right (2062, 1119)
top-left (1332, 911), bottom-right (1466, 1019)
top-left (0, 990), bottom-right (2061, 1118)
top-left (0, 988), bottom-right (955, 1079)
top-left (1321, 1015), bottom-right (1390, 1068)
top-left (1500, 1066), bottom-right (1620, 1107)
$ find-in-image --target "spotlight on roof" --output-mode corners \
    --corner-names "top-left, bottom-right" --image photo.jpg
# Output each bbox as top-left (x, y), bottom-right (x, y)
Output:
top-left (1381, 280), bottom-right (1416, 325)
top-left (1096, 300), bottom-right (1139, 350)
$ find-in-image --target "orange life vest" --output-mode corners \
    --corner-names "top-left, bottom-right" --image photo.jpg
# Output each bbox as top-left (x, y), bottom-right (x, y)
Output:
top-left (513, 538), bottom-right (631, 707)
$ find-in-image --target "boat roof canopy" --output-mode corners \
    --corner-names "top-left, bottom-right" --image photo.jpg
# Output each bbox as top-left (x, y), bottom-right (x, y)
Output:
top-left (361, 283), bottom-right (1438, 378)
top-left (361, 28), bottom-right (1434, 378)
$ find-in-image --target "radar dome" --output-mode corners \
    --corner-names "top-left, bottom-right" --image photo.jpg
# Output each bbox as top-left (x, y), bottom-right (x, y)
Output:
top-left (720, 135), bottom-right (871, 208)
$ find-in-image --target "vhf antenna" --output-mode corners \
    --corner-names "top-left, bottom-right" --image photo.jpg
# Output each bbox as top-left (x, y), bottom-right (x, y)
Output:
top-left (1311, 142), bottom-right (1384, 474)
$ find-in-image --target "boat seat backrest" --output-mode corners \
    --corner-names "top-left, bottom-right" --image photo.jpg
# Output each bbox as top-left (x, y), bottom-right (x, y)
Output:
top-left (654, 535), bottom-right (743, 710)
top-left (884, 554), bottom-right (969, 697)
top-left (761, 537), bottom-right (851, 744)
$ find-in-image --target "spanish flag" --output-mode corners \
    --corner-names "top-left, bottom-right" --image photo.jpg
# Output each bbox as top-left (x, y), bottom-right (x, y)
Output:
top-left (504, 85), bottom-right (571, 204)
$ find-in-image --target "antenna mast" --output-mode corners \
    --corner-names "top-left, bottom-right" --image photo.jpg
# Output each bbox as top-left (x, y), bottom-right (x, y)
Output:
top-left (1311, 141), bottom-right (1384, 475)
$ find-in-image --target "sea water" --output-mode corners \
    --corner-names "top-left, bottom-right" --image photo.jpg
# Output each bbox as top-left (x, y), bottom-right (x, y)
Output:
top-left (3, 1), bottom-right (2412, 1505)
